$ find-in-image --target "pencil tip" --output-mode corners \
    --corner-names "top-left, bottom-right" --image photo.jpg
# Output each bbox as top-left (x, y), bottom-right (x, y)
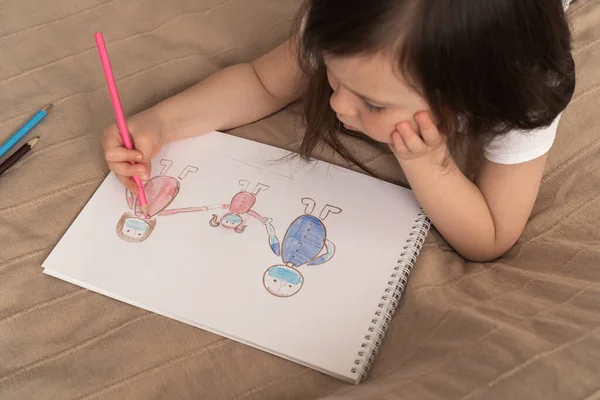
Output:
top-left (43, 104), bottom-right (53, 113)
top-left (29, 137), bottom-right (40, 146)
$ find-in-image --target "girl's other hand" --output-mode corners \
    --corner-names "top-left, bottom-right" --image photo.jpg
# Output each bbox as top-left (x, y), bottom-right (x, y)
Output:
top-left (102, 108), bottom-right (167, 195)
top-left (390, 111), bottom-right (447, 161)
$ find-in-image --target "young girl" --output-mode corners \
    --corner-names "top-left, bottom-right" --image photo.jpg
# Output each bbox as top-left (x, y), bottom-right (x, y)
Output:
top-left (102, 0), bottom-right (575, 262)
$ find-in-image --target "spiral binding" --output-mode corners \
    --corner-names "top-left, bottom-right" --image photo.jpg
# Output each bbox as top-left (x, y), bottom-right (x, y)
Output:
top-left (351, 210), bottom-right (431, 382)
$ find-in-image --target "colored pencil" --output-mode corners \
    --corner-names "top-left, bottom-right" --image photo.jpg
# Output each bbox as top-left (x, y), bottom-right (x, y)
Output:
top-left (94, 32), bottom-right (150, 216)
top-left (0, 137), bottom-right (40, 177)
top-left (0, 105), bottom-right (51, 159)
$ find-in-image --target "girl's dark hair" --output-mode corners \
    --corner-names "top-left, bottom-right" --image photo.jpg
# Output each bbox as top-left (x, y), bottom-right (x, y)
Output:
top-left (291, 0), bottom-right (576, 176)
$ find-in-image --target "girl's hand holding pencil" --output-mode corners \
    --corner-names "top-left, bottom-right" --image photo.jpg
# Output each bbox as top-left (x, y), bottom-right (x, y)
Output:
top-left (102, 108), bottom-right (166, 195)
top-left (95, 31), bottom-right (153, 215)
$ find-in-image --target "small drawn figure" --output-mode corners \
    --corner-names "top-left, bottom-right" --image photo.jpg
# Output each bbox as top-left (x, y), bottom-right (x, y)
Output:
top-left (159, 180), bottom-right (271, 233)
top-left (116, 160), bottom-right (197, 243)
top-left (263, 198), bottom-right (342, 298)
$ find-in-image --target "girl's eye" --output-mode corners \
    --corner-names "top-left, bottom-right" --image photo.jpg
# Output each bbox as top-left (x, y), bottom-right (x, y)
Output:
top-left (362, 99), bottom-right (385, 113)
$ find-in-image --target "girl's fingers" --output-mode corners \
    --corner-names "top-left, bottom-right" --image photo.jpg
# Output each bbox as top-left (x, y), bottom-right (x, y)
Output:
top-left (415, 112), bottom-right (443, 146)
top-left (116, 174), bottom-right (140, 195)
top-left (390, 131), bottom-right (409, 155)
top-left (108, 161), bottom-right (149, 180)
top-left (398, 122), bottom-right (426, 153)
top-left (105, 147), bottom-right (143, 163)
top-left (139, 160), bottom-right (152, 182)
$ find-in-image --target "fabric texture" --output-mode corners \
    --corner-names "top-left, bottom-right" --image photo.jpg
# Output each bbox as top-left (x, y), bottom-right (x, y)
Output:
top-left (1, 1), bottom-right (599, 399)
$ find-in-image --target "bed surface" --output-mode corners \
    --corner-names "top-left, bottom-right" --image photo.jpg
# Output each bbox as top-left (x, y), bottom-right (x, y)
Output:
top-left (1, 0), bottom-right (599, 399)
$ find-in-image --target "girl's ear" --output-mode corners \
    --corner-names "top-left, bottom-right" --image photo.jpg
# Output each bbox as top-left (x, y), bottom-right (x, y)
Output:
top-left (209, 214), bottom-right (220, 227)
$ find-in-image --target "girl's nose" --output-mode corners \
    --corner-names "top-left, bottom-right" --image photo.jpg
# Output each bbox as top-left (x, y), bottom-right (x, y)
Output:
top-left (329, 86), bottom-right (358, 118)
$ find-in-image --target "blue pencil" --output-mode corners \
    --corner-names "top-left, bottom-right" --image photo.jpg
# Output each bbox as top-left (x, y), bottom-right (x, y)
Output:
top-left (0, 104), bottom-right (52, 159)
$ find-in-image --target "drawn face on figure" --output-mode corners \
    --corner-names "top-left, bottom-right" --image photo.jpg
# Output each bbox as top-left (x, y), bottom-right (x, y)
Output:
top-left (116, 214), bottom-right (156, 243)
top-left (263, 265), bottom-right (304, 298)
top-left (221, 213), bottom-right (243, 229)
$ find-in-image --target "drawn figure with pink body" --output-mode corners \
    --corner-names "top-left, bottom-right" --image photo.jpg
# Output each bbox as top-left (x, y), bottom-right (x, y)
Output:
top-left (116, 160), bottom-right (198, 243)
top-left (159, 180), bottom-right (271, 233)
top-left (262, 198), bottom-right (342, 298)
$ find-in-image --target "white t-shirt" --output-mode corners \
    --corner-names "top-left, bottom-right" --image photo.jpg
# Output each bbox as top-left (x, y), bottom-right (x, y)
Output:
top-left (482, 113), bottom-right (561, 164)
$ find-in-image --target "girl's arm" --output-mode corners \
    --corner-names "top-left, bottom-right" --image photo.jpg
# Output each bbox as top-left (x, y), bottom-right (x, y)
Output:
top-left (392, 112), bottom-right (547, 262)
top-left (206, 204), bottom-right (229, 210)
top-left (246, 210), bottom-right (267, 223)
top-left (158, 204), bottom-right (228, 216)
top-left (153, 36), bottom-right (306, 143)
top-left (158, 207), bottom-right (208, 216)
top-left (264, 219), bottom-right (281, 256)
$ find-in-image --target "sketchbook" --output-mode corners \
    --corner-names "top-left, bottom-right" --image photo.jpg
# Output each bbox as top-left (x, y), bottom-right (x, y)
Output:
top-left (42, 131), bottom-right (430, 384)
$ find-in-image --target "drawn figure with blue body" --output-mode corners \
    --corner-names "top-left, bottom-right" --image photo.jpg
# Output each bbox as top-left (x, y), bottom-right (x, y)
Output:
top-left (263, 198), bottom-right (342, 298)
top-left (116, 160), bottom-right (198, 243)
top-left (159, 180), bottom-right (271, 234)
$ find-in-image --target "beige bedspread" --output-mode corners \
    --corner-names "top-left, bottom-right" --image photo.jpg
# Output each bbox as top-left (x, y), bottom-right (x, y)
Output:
top-left (1, 0), bottom-right (599, 399)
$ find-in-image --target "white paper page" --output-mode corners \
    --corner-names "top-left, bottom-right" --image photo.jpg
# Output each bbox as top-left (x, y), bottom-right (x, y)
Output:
top-left (42, 131), bottom-right (425, 383)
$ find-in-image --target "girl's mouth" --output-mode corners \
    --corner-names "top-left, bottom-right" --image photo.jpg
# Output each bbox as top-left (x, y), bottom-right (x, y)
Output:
top-left (341, 121), bottom-right (360, 131)
top-left (337, 114), bottom-right (361, 131)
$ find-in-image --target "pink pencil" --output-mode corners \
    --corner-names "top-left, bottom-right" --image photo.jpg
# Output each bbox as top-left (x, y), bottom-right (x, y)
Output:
top-left (94, 32), bottom-right (149, 216)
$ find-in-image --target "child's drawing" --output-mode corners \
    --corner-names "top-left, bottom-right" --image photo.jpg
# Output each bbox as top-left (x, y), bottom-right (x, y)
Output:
top-left (159, 159), bottom-right (173, 174)
top-left (263, 198), bottom-right (342, 298)
top-left (179, 165), bottom-right (199, 180)
top-left (116, 159), bottom-right (198, 243)
top-left (159, 180), bottom-right (271, 234)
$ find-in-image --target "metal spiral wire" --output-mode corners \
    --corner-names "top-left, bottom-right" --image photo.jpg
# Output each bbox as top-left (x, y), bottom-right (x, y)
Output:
top-left (351, 210), bottom-right (431, 382)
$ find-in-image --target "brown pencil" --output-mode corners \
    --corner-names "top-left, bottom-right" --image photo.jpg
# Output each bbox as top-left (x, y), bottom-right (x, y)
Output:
top-left (0, 137), bottom-right (39, 177)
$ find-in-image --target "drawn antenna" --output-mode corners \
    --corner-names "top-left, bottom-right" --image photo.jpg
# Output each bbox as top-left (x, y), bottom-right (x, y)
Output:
top-left (159, 159), bottom-right (173, 174)
top-left (252, 183), bottom-right (269, 195)
top-left (179, 165), bottom-right (199, 180)
top-left (238, 179), bottom-right (250, 191)
top-left (320, 204), bottom-right (342, 220)
top-left (301, 197), bottom-right (316, 215)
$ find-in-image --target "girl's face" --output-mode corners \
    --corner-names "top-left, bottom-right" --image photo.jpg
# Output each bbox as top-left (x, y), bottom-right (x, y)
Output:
top-left (325, 53), bottom-right (431, 144)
